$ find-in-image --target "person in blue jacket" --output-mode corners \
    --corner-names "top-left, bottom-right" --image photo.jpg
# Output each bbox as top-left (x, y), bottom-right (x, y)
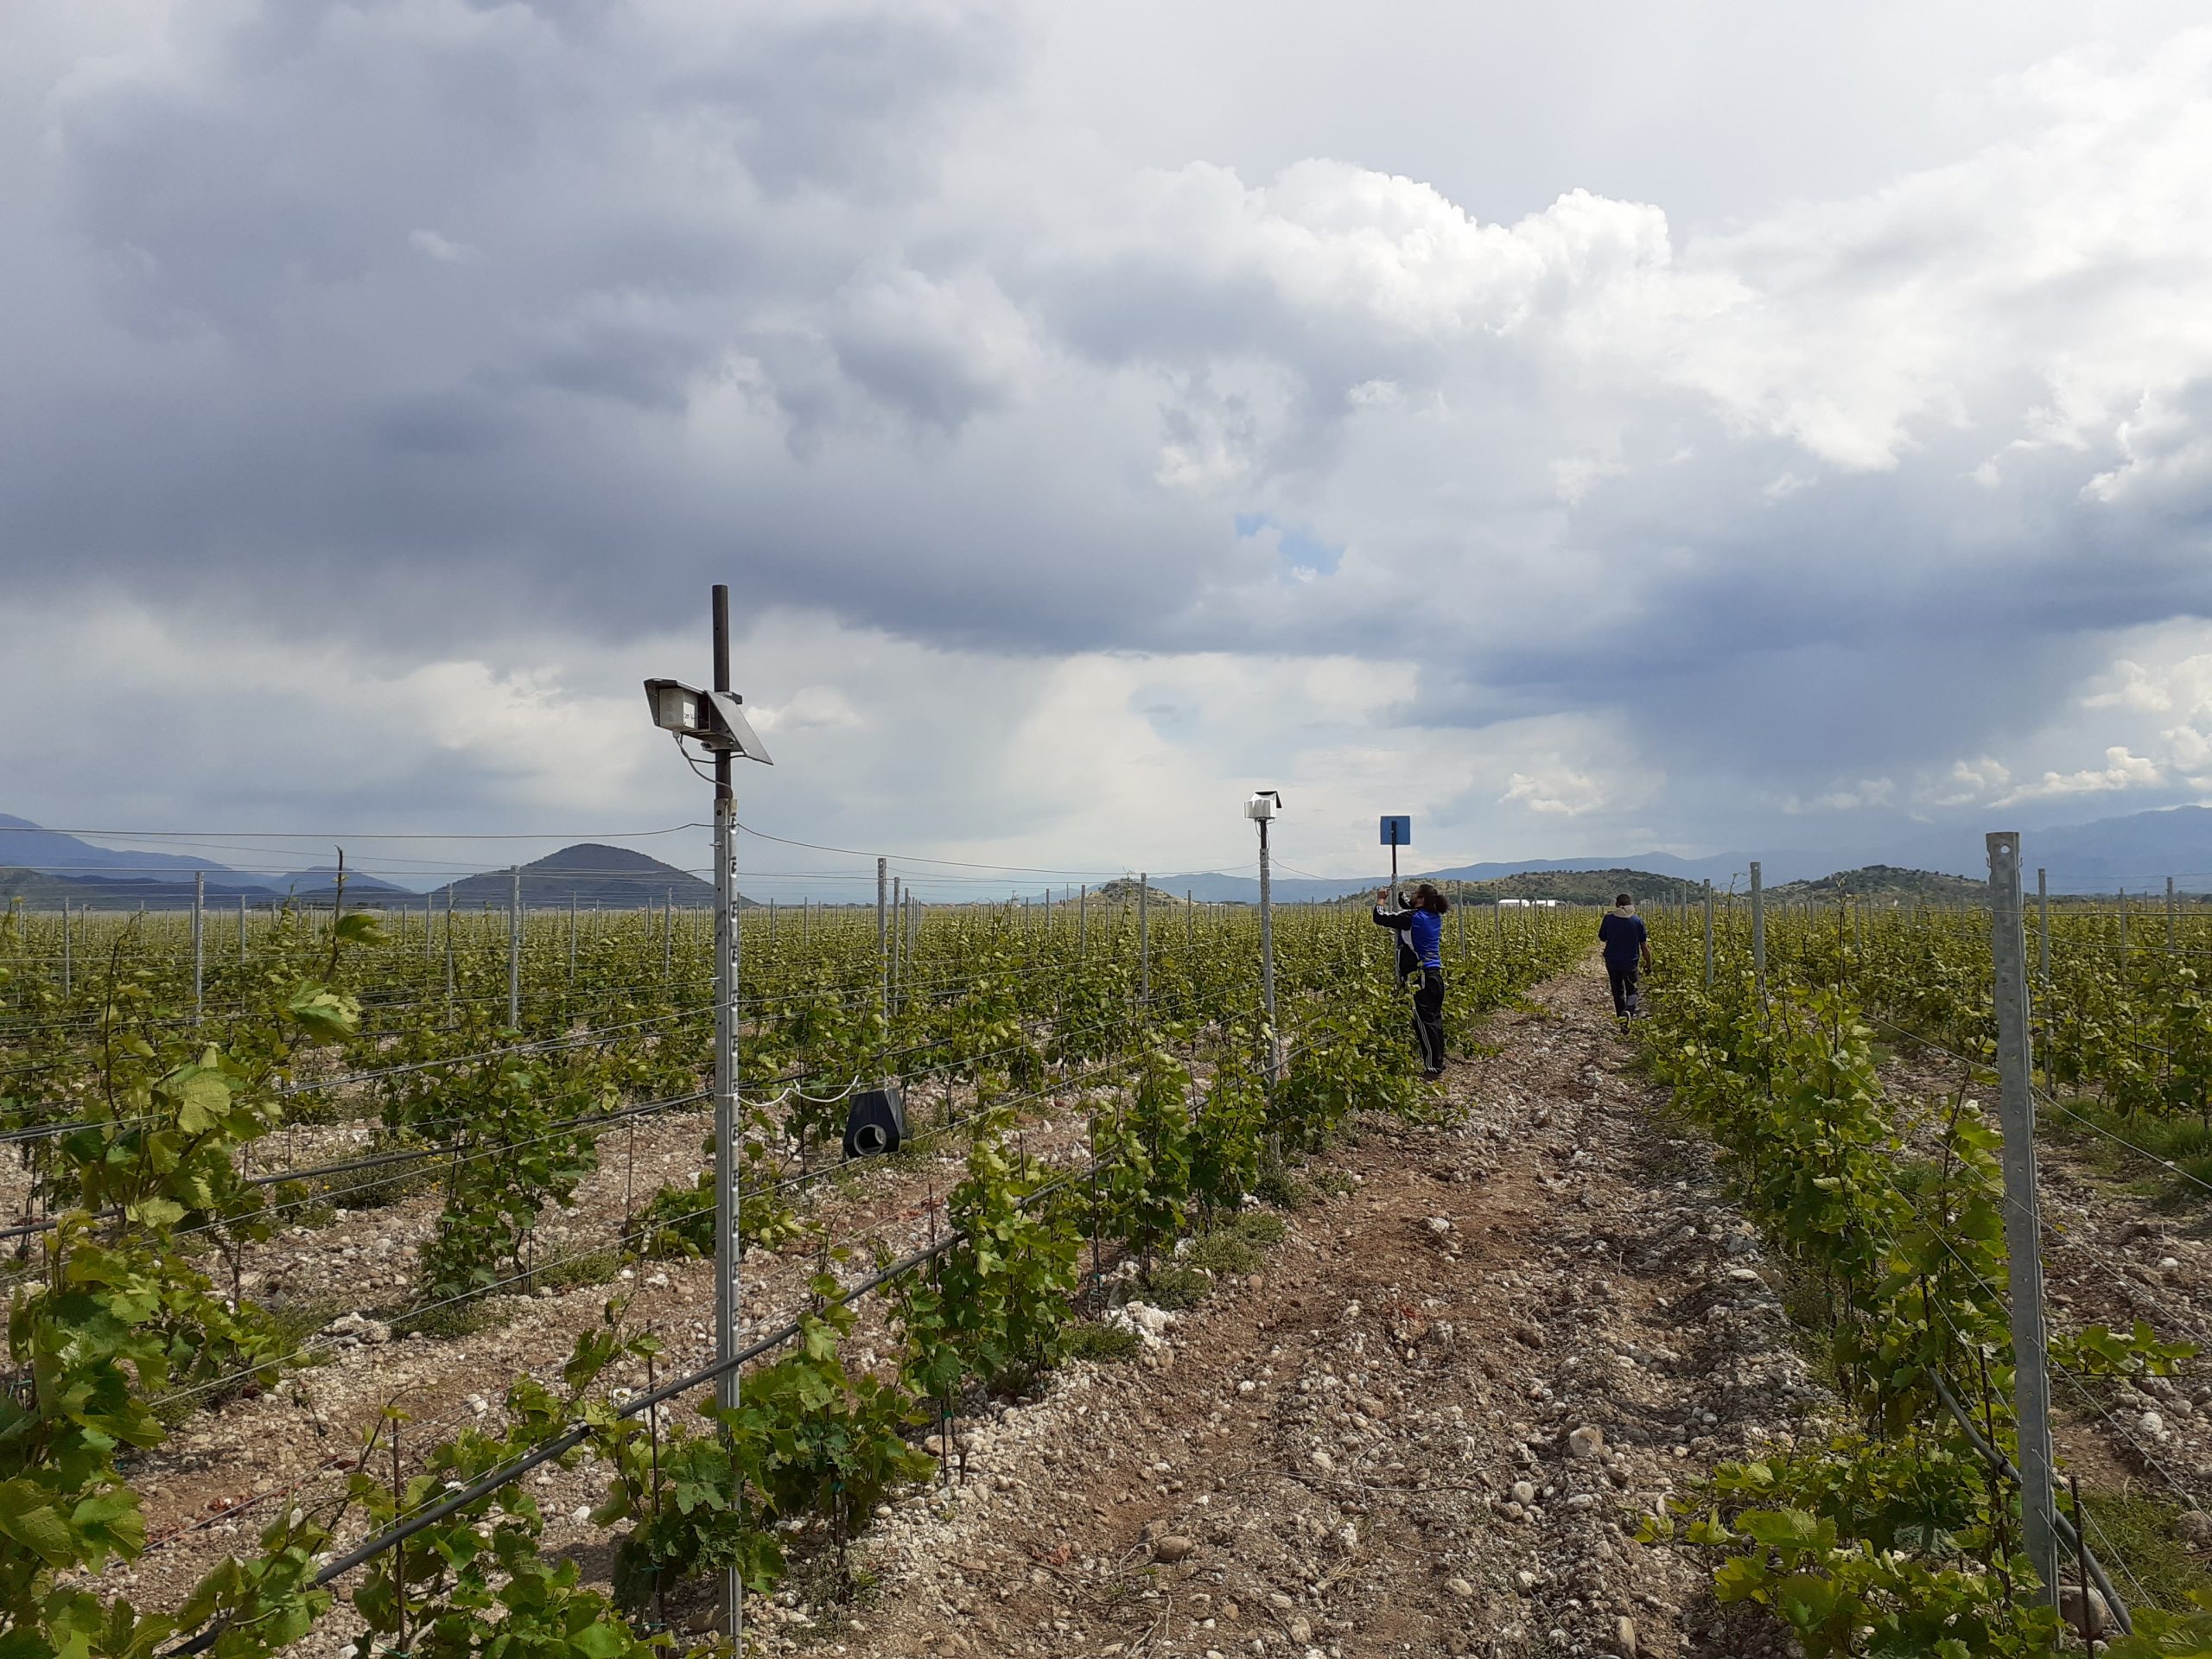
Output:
top-left (1598, 892), bottom-right (1652, 1018)
top-left (1373, 883), bottom-right (1450, 1079)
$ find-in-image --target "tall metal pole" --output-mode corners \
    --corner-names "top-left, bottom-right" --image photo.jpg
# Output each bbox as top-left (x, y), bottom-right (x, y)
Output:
top-left (1138, 872), bottom-right (1149, 1004)
top-left (238, 893), bottom-right (247, 966)
top-left (60, 899), bottom-right (71, 998)
top-left (1702, 880), bottom-right (1714, 988)
top-left (1078, 884), bottom-right (1088, 960)
top-left (1257, 821), bottom-right (1278, 1077)
top-left (569, 893), bottom-right (577, 988)
top-left (1988, 830), bottom-right (2058, 1603)
top-left (192, 870), bottom-right (205, 1024)
top-left (425, 891), bottom-right (434, 960)
top-left (709, 584), bottom-right (744, 1643)
top-left (2167, 874), bottom-right (2177, 955)
top-left (1750, 861), bottom-right (1766, 1007)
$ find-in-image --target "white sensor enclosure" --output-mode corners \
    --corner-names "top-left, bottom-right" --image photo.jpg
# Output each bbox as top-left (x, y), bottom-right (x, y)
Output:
top-left (642, 678), bottom-right (775, 765)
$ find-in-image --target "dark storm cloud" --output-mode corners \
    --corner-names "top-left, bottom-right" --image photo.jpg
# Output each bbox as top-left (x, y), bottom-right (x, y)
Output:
top-left (5, 2), bottom-right (2212, 855)
top-left (2, 0), bottom-right (1233, 654)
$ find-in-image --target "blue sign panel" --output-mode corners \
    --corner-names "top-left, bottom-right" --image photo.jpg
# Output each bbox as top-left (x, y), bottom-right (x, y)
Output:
top-left (1379, 815), bottom-right (1412, 847)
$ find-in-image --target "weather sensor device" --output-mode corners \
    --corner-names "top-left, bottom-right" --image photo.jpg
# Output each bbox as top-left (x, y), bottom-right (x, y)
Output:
top-left (1244, 790), bottom-right (1283, 822)
top-left (842, 1087), bottom-right (907, 1159)
top-left (642, 678), bottom-right (774, 765)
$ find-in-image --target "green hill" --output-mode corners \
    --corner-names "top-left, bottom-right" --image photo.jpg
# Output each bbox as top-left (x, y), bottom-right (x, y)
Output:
top-left (431, 843), bottom-right (738, 910)
top-left (1089, 878), bottom-right (1189, 906)
top-left (1769, 865), bottom-right (1984, 903)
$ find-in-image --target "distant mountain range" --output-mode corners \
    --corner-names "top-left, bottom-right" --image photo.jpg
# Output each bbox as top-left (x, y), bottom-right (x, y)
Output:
top-left (0, 818), bottom-right (714, 910)
top-left (1165, 804), bottom-right (2212, 904)
top-left (5, 801), bottom-right (2208, 909)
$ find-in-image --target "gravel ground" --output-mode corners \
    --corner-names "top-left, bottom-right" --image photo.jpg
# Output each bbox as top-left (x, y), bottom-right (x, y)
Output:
top-left (77, 956), bottom-right (1879, 1657)
top-left (766, 958), bottom-right (1825, 1659)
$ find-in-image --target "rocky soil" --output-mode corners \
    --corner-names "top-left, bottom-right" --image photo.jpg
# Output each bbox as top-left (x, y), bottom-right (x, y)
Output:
top-left (77, 955), bottom-right (1872, 1658)
top-left (92, 1075), bottom-right (1112, 1640)
top-left (761, 960), bottom-right (1826, 1659)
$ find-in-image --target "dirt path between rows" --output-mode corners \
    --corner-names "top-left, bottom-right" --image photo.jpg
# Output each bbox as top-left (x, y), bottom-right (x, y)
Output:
top-left (779, 959), bottom-right (1820, 1659)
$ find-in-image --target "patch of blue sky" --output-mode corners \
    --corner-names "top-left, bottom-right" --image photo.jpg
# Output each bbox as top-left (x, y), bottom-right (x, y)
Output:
top-left (1235, 512), bottom-right (1343, 579)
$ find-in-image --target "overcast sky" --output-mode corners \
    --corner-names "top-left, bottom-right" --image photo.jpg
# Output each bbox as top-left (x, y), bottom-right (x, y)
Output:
top-left (5, 1), bottom-right (2212, 892)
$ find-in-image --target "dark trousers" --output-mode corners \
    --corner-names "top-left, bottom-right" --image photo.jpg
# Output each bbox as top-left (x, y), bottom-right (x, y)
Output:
top-left (1606, 962), bottom-right (1641, 1018)
top-left (1411, 969), bottom-right (1446, 1071)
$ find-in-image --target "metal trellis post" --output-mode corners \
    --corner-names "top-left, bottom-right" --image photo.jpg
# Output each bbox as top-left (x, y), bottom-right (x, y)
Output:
top-left (892, 877), bottom-right (904, 1011)
top-left (2037, 868), bottom-right (2050, 982)
top-left (1138, 872), bottom-right (1149, 1003)
top-left (1703, 880), bottom-right (1714, 988)
top-left (508, 866), bottom-right (522, 1028)
top-left (1750, 861), bottom-right (1766, 1007)
top-left (1988, 830), bottom-right (2059, 1604)
top-left (193, 871), bottom-right (205, 1024)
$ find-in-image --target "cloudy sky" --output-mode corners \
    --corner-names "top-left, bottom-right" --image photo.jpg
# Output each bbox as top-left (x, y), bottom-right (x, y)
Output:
top-left (6, 1), bottom-right (2212, 892)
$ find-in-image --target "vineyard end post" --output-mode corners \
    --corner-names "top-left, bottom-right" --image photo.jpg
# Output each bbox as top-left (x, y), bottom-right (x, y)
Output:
top-left (2037, 867), bottom-right (2050, 983)
top-left (1139, 872), bottom-right (1149, 1005)
top-left (1750, 861), bottom-right (1766, 1007)
top-left (507, 864), bottom-right (522, 1028)
top-left (194, 871), bottom-right (207, 1026)
top-left (1990, 830), bottom-right (2059, 1604)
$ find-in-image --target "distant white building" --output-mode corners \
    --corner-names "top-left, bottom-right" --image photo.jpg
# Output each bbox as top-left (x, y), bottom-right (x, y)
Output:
top-left (1497, 898), bottom-right (1562, 908)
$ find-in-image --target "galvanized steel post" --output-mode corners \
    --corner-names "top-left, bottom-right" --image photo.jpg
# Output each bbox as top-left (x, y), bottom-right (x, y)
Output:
top-left (508, 866), bottom-right (522, 1027)
top-left (193, 871), bottom-right (205, 1025)
top-left (1750, 861), bottom-right (1766, 1007)
top-left (2037, 868), bottom-right (2050, 982)
top-left (1702, 880), bottom-right (1714, 988)
top-left (1138, 872), bottom-right (1149, 1004)
top-left (1988, 831), bottom-right (2058, 1603)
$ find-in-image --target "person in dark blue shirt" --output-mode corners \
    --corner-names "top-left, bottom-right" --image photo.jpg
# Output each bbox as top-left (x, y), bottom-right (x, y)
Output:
top-left (1373, 883), bottom-right (1450, 1079)
top-left (1597, 893), bottom-right (1651, 1019)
